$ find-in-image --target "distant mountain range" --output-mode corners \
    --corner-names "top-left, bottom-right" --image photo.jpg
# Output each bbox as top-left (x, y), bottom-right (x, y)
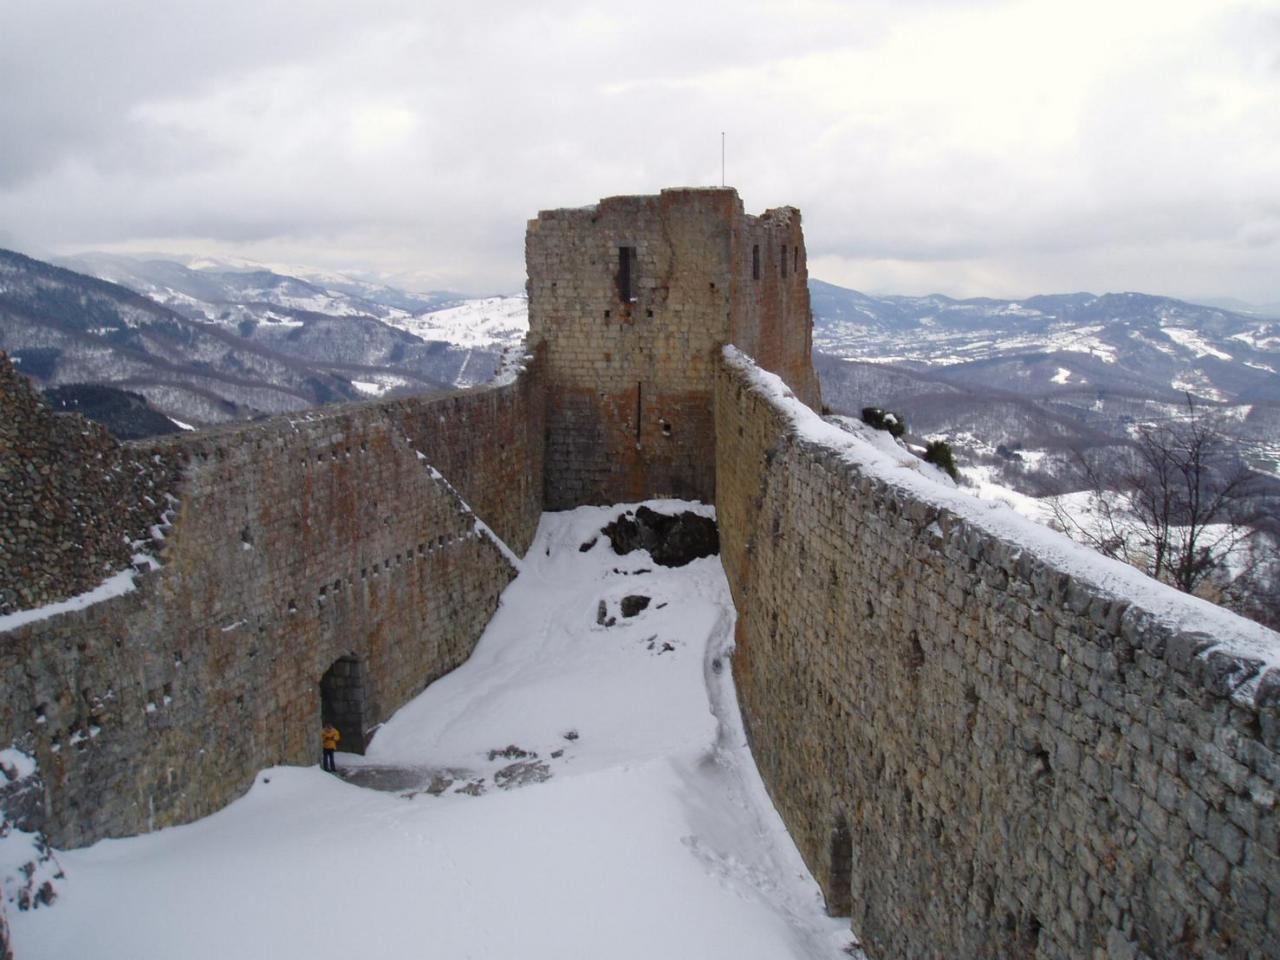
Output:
top-left (809, 280), bottom-right (1279, 401)
top-left (2, 249), bottom-right (1277, 485)
top-left (0, 249), bottom-right (524, 429)
top-left (57, 252), bottom-right (464, 325)
top-left (808, 280), bottom-right (1280, 483)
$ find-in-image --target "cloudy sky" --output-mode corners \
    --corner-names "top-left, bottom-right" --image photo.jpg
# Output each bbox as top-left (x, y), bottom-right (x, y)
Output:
top-left (2, 0), bottom-right (1278, 302)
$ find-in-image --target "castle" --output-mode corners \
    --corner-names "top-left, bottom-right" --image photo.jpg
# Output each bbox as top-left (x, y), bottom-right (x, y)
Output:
top-left (1, 188), bottom-right (1277, 959)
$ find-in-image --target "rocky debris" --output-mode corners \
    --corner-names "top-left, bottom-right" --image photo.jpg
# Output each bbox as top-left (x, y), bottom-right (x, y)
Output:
top-left (578, 537), bottom-right (597, 552)
top-left (602, 506), bottom-right (719, 567)
top-left (494, 759), bottom-right (551, 790)
top-left (338, 749), bottom-right (557, 798)
top-left (620, 595), bottom-right (651, 618)
top-left (595, 601), bottom-right (616, 627)
top-left (486, 744), bottom-right (533, 762)
top-left (337, 764), bottom-right (436, 793)
top-left (641, 636), bottom-right (677, 655)
top-left (563, 730), bottom-right (579, 741)
top-left (424, 773), bottom-right (455, 796)
top-left (0, 351), bottom-right (181, 615)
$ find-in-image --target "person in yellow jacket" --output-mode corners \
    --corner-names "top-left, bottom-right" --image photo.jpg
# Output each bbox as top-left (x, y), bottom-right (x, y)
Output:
top-left (322, 723), bottom-right (340, 772)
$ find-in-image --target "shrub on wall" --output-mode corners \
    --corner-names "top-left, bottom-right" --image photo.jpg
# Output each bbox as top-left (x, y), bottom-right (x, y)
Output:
top-left (861, 406), bottom-right (906, 438)
top-left (923, 440), bottom-right (959, 480)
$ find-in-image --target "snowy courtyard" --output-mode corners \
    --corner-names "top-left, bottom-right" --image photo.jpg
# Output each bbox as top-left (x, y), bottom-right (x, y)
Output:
top-left (10, 502), bottom-right (856, 959)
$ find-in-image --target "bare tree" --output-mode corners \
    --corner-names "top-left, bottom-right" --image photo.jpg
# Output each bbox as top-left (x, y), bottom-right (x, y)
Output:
top-left (1126, 396), bottom-right (1259, 593)
top-left (1221, 532), bottom-right (1280, 631)
top-left (1050, 395), bottom-right (1261, 597)
top-left (1048, 446), bottom-right (1140, 565)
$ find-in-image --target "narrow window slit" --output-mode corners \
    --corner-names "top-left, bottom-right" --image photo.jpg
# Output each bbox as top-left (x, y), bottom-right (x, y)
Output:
top-left (617, 246), bottom-right (636, 302)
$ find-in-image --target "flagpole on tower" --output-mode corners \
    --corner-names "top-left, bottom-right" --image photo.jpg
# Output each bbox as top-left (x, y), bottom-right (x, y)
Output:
top-left (721, 132), bottom-right (725, 187)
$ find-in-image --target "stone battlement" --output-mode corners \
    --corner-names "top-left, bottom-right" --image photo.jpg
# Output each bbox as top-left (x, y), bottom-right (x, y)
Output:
top-left (528, 187), bottom-right (818, 507)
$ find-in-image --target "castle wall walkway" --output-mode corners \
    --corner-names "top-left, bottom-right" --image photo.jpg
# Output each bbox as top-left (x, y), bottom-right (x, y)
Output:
top-left (715, 347), bottom-right (1280, 960)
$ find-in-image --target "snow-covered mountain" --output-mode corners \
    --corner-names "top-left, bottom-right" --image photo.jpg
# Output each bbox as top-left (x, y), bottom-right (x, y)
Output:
top-left (386, 296), bottom-right (529, 350)
top-left (10, 242), bottom-right (1276, 480)
top-left (809, 281), bottom-right (1280, 486)
top-left (0, 248), bottom-right (361, 424)
top-left (57, 252), bottom-right (459, 326)
top-left (0, 249), bottom-right (525, 430)
top-left (810, 281), bottom-right (1279, 404)
top-left (60, 252), bottom-right (524, 360)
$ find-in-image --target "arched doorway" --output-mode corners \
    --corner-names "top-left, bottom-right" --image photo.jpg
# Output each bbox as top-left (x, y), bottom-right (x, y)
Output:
top-left (319, 655), bottom-right (367, 756)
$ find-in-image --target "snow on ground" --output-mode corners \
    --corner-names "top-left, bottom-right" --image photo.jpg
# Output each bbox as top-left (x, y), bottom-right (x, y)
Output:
top-left (349, 373), bottom-right (414, 397)
top-left (1162, 326), bottom-right (1233, 361)
top-left (0, 749), bottom-right (35, 781)
top-left (963, 464), bottom-right (1058, 524)
top-left (389, 295), bottom-right (529, 349)
top-left (9, 502), bottom-right (855, 960)
top-left (1171, 370), bottom-right (1230, 403)
top-left (964, 466), bottom-right (1259, 583)
top-left (814, 319), bottom-right (1120, 366)
top-left (1051, 325), bottom-right (1118, 363)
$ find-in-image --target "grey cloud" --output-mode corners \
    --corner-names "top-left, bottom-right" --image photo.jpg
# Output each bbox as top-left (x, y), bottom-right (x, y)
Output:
top-left (1, 1), bottom-right (1278, 302)
top-left (0, 0), bottom-right (380, 185)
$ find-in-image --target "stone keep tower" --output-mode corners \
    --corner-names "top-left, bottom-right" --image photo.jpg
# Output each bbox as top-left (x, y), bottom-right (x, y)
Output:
top-left (526, 187), bottom-right (821, 508)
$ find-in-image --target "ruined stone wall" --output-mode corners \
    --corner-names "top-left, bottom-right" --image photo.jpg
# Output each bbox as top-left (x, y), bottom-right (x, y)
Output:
top-left (382, 350), bottom-right (545, 552)
top-left (527, 189), bottom-right (736, 507)
top-left (526, 187), bottom-right (820, 509)
top-left (716, 350), bottom-right (1280, 960)
top-left (0, 352), bottom-right (177, 615)
top-left (730, 208), bottom-right (821, 410)
top-left (0, 366), bottom-right (544, 848)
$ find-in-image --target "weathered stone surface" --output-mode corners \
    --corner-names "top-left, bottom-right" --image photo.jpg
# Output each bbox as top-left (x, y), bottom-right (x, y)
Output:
top-left (494, 759), bottom-right (551, 790)
top-left (527, 187), bottom-right (820, 509)
top-left (0, 352), bottom-right (178, 615)
top-left (5, 188), bottom-right (1277, 960)
top-left (715, 352), bottom-right (1280, 960)
top-left (0, 360), bottom-right (546, 850)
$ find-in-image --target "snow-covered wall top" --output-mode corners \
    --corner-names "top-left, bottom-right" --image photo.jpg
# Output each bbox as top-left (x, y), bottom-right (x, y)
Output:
top-left (723, 345), bottom-right (1280, 685)
top-left (715, 346), bottom-right (1280, 960)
